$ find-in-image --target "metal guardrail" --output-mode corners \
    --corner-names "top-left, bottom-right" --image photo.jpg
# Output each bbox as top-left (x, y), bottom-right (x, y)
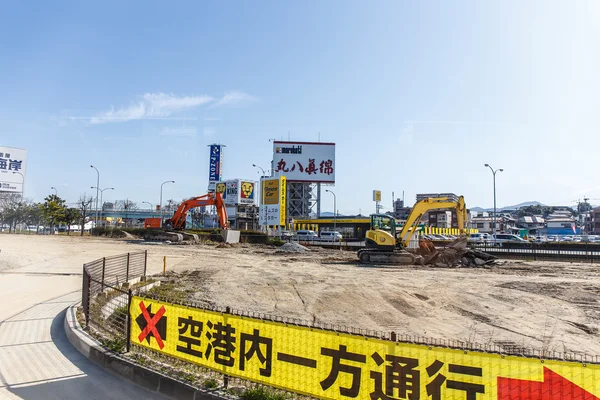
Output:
top-left (467, 242), bottom-right (600, 262)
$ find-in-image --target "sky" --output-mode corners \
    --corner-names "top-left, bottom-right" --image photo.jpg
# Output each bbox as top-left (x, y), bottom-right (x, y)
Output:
top-left (1, 1), bottom-right (600, 214)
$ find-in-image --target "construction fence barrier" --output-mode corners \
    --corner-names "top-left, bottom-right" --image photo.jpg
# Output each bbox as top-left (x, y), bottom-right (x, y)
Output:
top-left (80, 252), bottom-right (600, 399)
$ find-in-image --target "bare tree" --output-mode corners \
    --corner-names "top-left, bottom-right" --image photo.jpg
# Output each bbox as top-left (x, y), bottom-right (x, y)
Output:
top-left (77, 194), bottom-right (94, 236)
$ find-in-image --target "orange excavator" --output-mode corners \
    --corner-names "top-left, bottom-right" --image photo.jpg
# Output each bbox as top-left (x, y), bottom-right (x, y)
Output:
top-left (145, 192), bottom-right (229, 230)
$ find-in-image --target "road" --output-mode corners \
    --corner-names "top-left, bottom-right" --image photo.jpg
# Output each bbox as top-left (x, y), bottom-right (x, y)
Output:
top-left (0, 235), bottom-right (169, 400)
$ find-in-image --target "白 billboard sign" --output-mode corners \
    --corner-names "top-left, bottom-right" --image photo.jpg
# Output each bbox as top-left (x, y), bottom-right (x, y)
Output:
top-left (0, 146), bottom-right (27, 193)
top-left (272, 141), bottom-right (335, 183)
top-left (208, 144), bottom-right (223, 192)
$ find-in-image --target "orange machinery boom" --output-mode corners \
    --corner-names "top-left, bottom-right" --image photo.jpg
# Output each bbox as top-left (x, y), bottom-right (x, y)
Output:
top-left (167, 192), bottom-right (229, 230)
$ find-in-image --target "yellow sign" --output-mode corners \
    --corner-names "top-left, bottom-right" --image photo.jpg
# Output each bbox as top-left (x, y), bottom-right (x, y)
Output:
top-left (279, 176), bottom-right (286, 226)
top-left (263, 178), bottom-right (280, 205)
top-left (373, 190), bottom-right (381, 202)
top-left (216, 182), bottom-right (226, 194)
top-left (130, 296), bottom-right (600, 400)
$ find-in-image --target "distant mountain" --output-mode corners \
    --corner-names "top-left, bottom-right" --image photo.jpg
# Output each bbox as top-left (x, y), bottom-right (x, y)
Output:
top-left (470, 201), bottom-right (547, 212)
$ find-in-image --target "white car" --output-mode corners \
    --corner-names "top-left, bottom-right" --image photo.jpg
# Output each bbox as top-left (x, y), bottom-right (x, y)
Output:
top-left (468, 233), bottom-right (490, 243)
top-left (320, 231), bottom-right (343, 241)
top-left (490, 234), bottom-right (526, 246)
top-left (296, 230), bottom-right (319, 241)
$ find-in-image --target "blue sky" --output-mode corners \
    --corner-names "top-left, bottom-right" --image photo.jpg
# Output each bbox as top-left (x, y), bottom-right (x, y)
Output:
top-left (1, 1), bottom-right (600, 214)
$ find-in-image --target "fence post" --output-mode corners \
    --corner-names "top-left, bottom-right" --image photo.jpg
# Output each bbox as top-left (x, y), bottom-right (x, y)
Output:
top-left (82, 265), bottom-right (90, 327)
top-left (126, 289), bottom-right (133, 352)
top-left (126, 253), bottom-right (130, 282)
top-left (101, 257), bottom-right (106, 291)
top-left (533, 243), bottom-right (537, 261)
top-left (144, 250), bottom-right (148, 278)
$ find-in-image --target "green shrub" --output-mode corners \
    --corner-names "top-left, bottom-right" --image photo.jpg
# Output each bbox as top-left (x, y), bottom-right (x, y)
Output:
top-left (101, 337), bottom-right (126, 353)
top-left (267, 238), bottom-right (285, 247)
top-left (203, 378), bottom-right (219, 389)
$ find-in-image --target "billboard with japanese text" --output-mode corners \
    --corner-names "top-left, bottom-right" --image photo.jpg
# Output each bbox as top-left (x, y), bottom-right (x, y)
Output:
top-left (131, 295), bottom-right (600, 400)
top-left (0, 146), bottom-right (27, 193)
top-left (272, 141), bottom-right (335, 183)
top-left (208, 144), bottom-right (223, 192)
top-left (260, 176), bottom-right (286, 227)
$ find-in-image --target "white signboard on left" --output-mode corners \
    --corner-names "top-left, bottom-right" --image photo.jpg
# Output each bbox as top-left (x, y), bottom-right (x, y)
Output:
top-left (0, 146), bottom-right (27, 193)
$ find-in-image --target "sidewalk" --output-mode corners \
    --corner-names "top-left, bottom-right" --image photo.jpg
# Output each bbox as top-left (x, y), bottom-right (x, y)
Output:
top-left (0, 292), bottom-right (167, 400)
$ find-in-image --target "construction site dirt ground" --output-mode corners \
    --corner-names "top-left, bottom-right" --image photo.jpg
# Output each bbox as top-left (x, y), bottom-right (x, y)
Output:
top-left (2, 234), bottom-right (600, 357)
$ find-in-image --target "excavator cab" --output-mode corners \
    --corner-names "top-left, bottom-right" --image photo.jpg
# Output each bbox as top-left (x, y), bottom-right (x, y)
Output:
top-left (364, 214), bottom-right (398, 251)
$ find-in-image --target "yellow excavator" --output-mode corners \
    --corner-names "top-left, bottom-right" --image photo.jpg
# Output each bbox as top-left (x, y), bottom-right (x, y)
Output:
top-left (357, 196), bottom-right (469, 264)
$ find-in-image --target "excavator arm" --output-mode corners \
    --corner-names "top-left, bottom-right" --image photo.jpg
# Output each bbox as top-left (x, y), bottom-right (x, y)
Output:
top-left (397, 196), bottom-right (468, 247)
top-left (168, 192), bottom-right (229, 230)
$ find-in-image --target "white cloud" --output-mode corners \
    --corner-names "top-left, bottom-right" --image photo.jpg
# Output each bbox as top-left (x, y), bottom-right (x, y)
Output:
top-left (212, 91), bottom-right (258, 107)
top-left (90, 92), bottom-right (214, 124)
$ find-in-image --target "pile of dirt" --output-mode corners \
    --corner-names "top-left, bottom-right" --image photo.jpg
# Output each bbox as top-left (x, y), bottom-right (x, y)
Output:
top-left (275, 243), bottom-right (310, 253)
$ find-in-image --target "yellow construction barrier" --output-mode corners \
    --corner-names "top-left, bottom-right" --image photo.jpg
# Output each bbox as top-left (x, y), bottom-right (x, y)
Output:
top-left (130, 296), bottom-right (600, 400)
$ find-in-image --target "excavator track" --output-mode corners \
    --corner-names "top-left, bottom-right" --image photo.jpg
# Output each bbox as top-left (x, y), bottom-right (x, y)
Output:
top-left (357, 249), bottom-right (418, 265)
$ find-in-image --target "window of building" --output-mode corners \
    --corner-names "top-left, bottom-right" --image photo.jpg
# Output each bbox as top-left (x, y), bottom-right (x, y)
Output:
top-left (477, 223), bottom-right (484, 228)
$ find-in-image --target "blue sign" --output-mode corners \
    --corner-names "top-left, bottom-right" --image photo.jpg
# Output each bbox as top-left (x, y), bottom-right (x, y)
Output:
top-left (209, 145), bottom-right (222, 182)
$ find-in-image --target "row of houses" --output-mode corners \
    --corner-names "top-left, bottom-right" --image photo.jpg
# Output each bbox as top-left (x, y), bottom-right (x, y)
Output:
top-left (391, 193), bottom-right (599, 236)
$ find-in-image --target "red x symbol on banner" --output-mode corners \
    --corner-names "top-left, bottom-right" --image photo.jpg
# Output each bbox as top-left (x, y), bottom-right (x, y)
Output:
top-left (138, 301), bottom-right (166, 349)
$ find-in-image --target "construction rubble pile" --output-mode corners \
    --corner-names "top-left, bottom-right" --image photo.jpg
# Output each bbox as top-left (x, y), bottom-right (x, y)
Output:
top-left (419, 237), bottom-right (497, 267)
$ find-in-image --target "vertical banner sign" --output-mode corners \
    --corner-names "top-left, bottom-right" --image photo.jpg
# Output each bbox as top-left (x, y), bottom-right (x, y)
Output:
top-left (131, 296), bottom-right (600, 400)
top-left (280, 176), bottom-right (286, 226)
top-left (0, 146), bottom-right (27, 193)
top-left (208, 144), bottom-right (223, 192)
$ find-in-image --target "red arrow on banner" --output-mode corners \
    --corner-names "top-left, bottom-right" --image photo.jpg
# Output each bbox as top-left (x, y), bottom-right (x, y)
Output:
top-left (498, 367), bottom-right (599, 400)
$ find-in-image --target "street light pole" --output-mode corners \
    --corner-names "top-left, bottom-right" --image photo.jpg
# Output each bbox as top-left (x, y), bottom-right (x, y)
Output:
top-left (90, 165), bottom-right (100, 232)
top-left (142, 201), bottom-right (153, 211)
top-left (253, 164), bottom-right (267, 230)
top-left (12, 172), bottom-right (24, 200)
top-left (325, 189), bottom-right (337, 230)
top-left (160, 180), bottom-right (175, 227)
top-left (484, 164), bottom-right (503, 242)
top-left (51, 186), bottom-right (58, 196)
top-left (91, 187), bottom-right (114, 227)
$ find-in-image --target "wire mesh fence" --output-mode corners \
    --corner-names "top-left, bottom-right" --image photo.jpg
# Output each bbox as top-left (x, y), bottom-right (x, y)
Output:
top-left (82, 250), bottom-right (147, 351)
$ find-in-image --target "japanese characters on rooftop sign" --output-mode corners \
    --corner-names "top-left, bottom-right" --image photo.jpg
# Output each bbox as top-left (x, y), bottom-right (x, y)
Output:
top-left (272, 141), bottom-right (335, 183)
top-left (0, 146), bottom-right (27, 193)
top-left (131, 295), bottom-right (600, 400)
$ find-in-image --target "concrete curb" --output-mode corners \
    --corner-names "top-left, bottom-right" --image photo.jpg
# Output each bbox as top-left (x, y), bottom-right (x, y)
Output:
top-left (64, 303), bottom-right (223, 400)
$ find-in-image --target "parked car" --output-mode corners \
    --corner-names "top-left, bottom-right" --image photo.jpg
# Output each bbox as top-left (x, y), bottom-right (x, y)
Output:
top-left (490, 234), bottom-right (526, 246)
top-left (320, 231), bottom-right (343, 241)
top-left (281, 230), bottom-right (296, 240)
top-left (547, 235), bottom-right (557, 242)
top-left (296, 230), bottom-right (319, 241)
top-left (468, 233), bottom-right (490, 243)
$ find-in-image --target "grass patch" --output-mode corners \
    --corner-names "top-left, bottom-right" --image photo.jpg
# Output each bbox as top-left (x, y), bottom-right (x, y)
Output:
top-left (147, 282), bottom-right (189, 303)
top-left (241, 386), bottom-right (292, 400)
top-left (100, 337), bottom-right (127, 352)
top-left (203, 378), bottom-right (219, 389)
